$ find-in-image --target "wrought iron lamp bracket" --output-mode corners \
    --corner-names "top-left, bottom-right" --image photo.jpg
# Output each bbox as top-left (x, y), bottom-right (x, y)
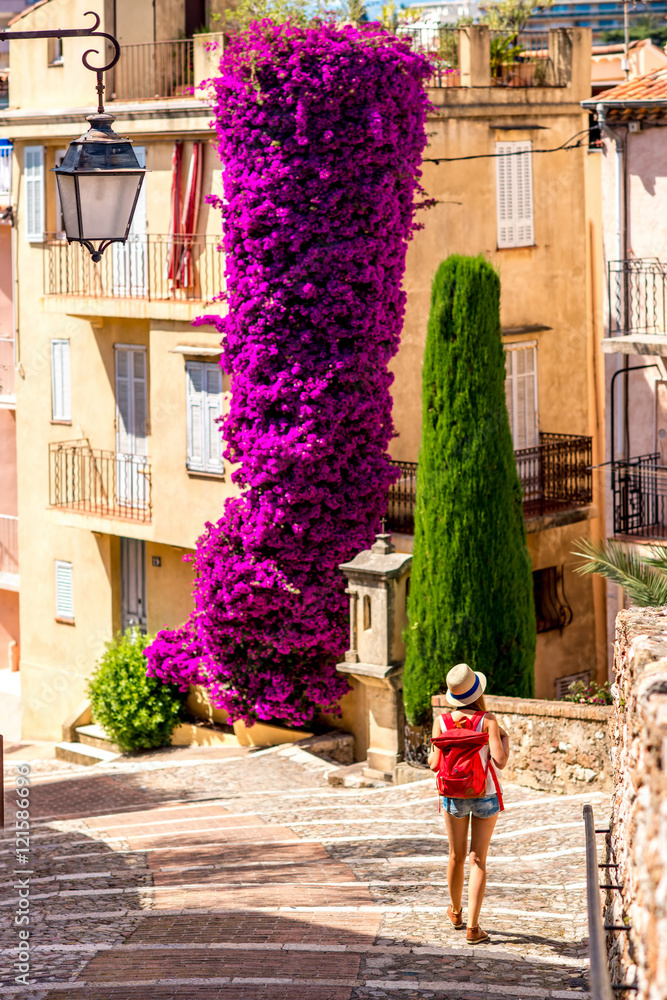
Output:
top-left (0, 11), bottom-right (120, 113)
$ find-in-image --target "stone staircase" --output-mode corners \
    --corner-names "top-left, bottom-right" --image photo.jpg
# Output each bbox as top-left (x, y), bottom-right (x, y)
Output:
top-left (55, 722), bottom-right (121, 766)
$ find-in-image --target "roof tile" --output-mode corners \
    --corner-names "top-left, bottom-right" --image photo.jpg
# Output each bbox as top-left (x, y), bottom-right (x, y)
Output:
top-left (597, 66), bottom-right (667, 102)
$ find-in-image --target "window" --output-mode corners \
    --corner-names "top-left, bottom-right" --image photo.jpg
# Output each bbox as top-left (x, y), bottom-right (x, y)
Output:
top-left (533, 565), bottom-right (573, 634)
top-left (55, 560), bottom-right (74, 621)
top-left (51, 339), bottom-right (71, 422)
top-left (24, 145), bottom-right (44, 242)
top-left (186, 361), bottom-right (223, 475)
top-left (496, 141), bottom-right (534, 249)
top-left (363, 595), bottom-right (372, 631)
top-left (505, 341), bottom-right (538, 449)
top-left (54, 149), bottom-right (66, 237)
top-left (48, 36), bottom-right (64, 65)
top-left (555, 670), bottom-right (590, 700)
top-left (0, 140), bottom-right (12, 203)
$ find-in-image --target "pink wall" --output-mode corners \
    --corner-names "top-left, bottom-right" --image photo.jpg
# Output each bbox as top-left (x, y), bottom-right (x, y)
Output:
top-left (0, 225), bottom-right (11, 341)
top-left (0, 589), bottom-right (19, 649)
top-left (0, 408), bottom-right (16, 515)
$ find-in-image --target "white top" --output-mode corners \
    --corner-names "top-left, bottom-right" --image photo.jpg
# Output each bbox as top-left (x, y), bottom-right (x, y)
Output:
top-left (439, 712), bottom-right (502, 797)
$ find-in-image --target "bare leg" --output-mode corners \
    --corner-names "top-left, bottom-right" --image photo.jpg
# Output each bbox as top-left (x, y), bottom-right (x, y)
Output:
top-left (444, 811), bottom-right (470, 913)
top-left (467, 814), bottom-right (499, 928)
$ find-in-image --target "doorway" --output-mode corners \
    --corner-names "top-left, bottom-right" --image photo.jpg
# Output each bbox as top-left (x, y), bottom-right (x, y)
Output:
top-left (121, 537), bottom-right (146, 633)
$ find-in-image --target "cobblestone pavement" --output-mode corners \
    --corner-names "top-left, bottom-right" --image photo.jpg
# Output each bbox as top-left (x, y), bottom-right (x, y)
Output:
top-left (0, 742), bottom-right (609, 999)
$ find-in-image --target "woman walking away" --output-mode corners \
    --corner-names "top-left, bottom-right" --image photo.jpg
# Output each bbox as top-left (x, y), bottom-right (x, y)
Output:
top-left (428, 663), bottom-right (510, 945)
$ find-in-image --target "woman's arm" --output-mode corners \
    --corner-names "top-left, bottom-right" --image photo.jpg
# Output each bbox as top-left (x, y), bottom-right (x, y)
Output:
top-left (484, 713), bottom-right (509, 769)
top-left (427, 716), bottom-right (442, 772)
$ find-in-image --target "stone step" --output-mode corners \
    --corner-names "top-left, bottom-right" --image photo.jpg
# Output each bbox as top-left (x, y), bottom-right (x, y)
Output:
top-left (75, 723), bottom-right (121, 753)
top-left (327, 760), bottom-right (388, 788)
top-left (55, 741), bottom-right (120, 766)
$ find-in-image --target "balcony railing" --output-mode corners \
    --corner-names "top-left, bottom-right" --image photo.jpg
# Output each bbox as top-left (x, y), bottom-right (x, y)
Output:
top-left (612, 453), bottom-right (667, 539)
top-left (396, 26), bottom-right (461, 87)
top-left (113, 39), bottom-right (194, 101)
top-left (44, 234), bottom-right (224, 303)
top-left (395, 27), bottom-right (561, 88)
top-left (49, 441), bottom-right (152, 523)
top-left (608, 259), bottom-right (667, 338)
top-left (0, 514), bottom-right (19, 588)
top-left (514, 433), bottom-right (593, 519)
top-left (0, 514), bottom-right (18, 588)
top-left (385, 433), bottom-right (593, 534)
top-left (0, 338), bottom-right (14, 400)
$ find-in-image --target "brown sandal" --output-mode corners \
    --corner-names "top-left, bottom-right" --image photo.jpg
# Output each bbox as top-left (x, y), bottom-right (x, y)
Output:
top-left (466, 926), bottom-right (489, 944)
top-left (447, 905), bottom-right (464, 929)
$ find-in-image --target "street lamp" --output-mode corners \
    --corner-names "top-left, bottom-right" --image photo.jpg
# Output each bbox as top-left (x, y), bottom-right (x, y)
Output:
top-left (0, 11), bottom-right (147, 262)
top-left (54, 112), bottom-right (145, 262)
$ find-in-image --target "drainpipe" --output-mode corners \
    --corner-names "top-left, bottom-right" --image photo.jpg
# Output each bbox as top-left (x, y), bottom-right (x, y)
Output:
top-left (597, 103), bottom-right (628, 463)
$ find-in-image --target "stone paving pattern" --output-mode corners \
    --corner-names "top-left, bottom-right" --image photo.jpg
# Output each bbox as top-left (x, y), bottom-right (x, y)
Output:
top-left (0, 742), bottom-right (609, 999)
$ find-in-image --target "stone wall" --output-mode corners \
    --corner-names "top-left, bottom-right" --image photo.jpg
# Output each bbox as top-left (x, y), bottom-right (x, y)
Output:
top-left (606, 607), bottom-right (667, 1000)
top-left (432, 694), bottom-right (613, 794)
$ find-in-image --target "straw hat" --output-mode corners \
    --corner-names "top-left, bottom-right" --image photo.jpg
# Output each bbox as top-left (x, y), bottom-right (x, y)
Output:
top-left (445, 663), bottom-right (487, 707)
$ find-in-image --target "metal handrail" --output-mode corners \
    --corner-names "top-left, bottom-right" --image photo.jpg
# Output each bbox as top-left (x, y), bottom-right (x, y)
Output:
top-left (583, 804), bottom-right (613, 1000)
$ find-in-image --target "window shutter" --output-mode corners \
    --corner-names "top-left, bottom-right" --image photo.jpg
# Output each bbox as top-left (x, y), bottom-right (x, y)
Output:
top-left (115, 348), bottom-right (133, 454)
top-left (186, 362), bottom-right (204, 470)
top-left (55, 560), bottom-right (74, 620)
top-left (505, 342), bottom-right (538, 449)
top-left (51, 339), bottom-right (71, 421)
top-left (496, 143), bottom-right (515, 249)
top-left (205, 365), bottom-right (223, 473)
top-left (496, 141), bottom-right (534, 249)
top-left (186, 362), bottom-right (223, 474)
top-left (132, 349), bottom-right (148, 456)
top-left (24, 145), bottom-right (44, 242)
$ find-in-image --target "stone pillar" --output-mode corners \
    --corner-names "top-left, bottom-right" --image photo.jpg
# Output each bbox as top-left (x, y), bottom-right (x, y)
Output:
top-left (459, 26), bottom-right (490, 88)
top-left (337, 533), bottom-right (411, 781)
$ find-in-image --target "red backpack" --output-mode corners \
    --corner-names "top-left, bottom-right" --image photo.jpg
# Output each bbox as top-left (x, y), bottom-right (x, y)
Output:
top-left (431, 711), bottom-right (504, 810)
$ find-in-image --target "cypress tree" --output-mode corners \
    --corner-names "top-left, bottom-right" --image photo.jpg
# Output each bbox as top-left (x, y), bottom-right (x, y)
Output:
top-left (402, 254), bottom-right (536, 725)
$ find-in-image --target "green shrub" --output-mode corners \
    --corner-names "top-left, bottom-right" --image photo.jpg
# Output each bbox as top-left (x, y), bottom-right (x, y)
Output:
top-left (402, 255), bottom-right (536, 725)
top-left (563, 679), bottom-right (613, 706)
top-left (88, 629), bottom-right (186, 752)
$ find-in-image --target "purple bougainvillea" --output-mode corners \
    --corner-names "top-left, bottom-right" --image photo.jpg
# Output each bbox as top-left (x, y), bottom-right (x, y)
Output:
top-left (145, 21), bottom-right (431, 726)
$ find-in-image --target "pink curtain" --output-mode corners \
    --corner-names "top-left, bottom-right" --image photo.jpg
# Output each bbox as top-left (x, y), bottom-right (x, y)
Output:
top-left (177, 142), bottom-right (203, 290)
top-left (165, 141), bottom-right (183, 286)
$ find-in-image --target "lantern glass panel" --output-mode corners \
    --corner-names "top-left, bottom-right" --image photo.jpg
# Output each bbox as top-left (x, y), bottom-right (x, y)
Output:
top-left (74, 173), bottom-right (143, 241)
top-left (55, 173), bottom-right (80, 239)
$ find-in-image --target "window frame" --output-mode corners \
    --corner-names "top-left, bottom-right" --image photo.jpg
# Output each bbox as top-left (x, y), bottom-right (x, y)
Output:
top-left (504, 340), bottom-right (539, 450)
top-left (54, 559), bottom-right (74, 623)
top-left (495, 140), bottom-right (535, 250)
top-left (185, 360), bottom-right (224, 476)
top-left (50, 338), bottom-right (71, 423)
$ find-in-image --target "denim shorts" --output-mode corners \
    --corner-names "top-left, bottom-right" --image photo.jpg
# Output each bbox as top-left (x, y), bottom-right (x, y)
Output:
top-left (441, 793), bottom-right (501, 818)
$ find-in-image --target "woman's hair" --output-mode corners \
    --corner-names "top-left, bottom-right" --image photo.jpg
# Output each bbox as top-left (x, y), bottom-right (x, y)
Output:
top-left (465, 694), bottom-right (487, 712)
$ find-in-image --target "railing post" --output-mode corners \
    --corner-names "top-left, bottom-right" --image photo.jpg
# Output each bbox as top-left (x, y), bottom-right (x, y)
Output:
top-left (459, 26), bottom-right (490, 87)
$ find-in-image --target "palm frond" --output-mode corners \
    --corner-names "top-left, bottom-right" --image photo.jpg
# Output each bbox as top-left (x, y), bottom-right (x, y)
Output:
top-left (572, 538), bottom-right (667, 607)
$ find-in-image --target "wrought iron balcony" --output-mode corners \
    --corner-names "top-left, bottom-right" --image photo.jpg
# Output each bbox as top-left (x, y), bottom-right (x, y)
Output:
top-left (49, 441), bottom-right (152, 523)
top-left (112, 39), bottom-right (194, 101)
top-left (612, 453), bottom-right (667, 539)
top-left (608, 258), bottom-right (667, 338)
top-left (0, 514), bottom-right (18, 589)
top-left (44, 234), bottom-right (224, 303)
top-left (386, 433), bottom-right (593, 534)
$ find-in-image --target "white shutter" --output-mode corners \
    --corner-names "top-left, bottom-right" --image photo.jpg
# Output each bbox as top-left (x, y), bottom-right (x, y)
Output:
top-left (51, 339), bottom-right (71, 421)
top-left (505, 342), bottom-right (539, 449)
top-left (55, 560), bottom-right (74, 620)
top-left (186, 362), bottom-right (223, 473)
top-left (204, 365), bottom-right (223, 473)
top-left (496, 141), bottom-right (534, 249)
top-left (24, 145), bottom-right (44, 242)
top-left (186, 362), bottom-right (204, 470)
top-left (132, 349), bottom-right (148, 456)
top-left (115, 348), bottom-right (132, 454)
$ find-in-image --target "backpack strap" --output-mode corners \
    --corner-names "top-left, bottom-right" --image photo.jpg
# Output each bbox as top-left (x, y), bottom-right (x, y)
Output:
top-left (441, 712), bottom-right (454, 731)
top-left (486, 758), bottom-right (504, 811)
